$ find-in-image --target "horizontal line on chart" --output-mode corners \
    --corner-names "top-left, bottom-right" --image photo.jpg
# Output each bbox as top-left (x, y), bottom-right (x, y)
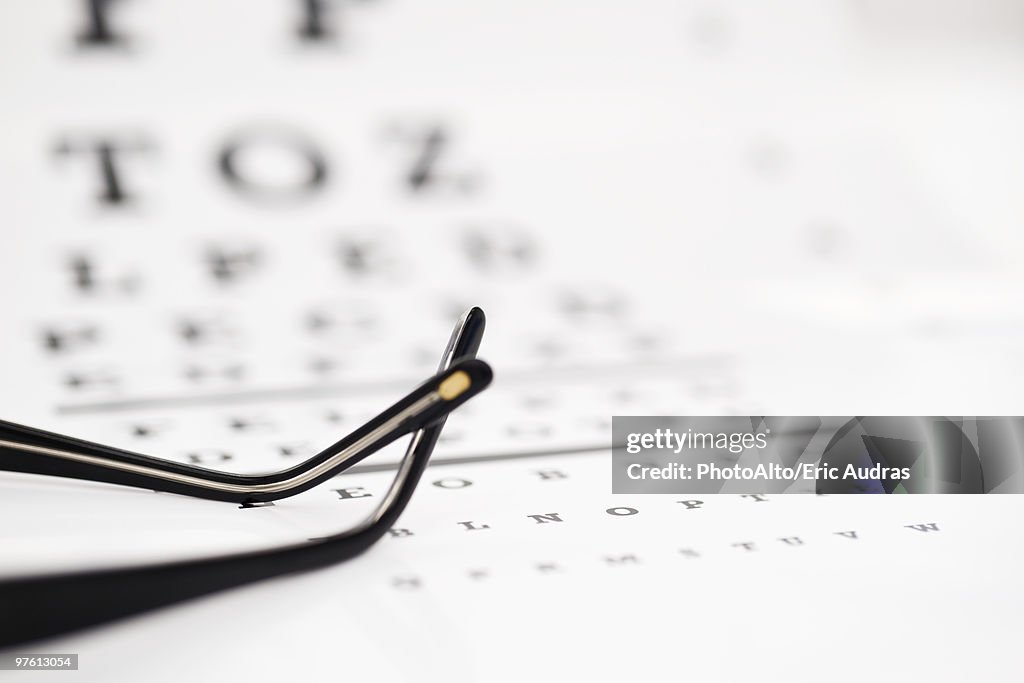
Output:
top-left (344, 443), bottom-right (611, 474)
top-left (53, 355), bottom-right (731, 415)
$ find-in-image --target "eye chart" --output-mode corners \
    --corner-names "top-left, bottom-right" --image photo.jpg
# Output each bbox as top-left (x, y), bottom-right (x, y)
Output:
top-left (2, 2), bottom-right (1024, 681)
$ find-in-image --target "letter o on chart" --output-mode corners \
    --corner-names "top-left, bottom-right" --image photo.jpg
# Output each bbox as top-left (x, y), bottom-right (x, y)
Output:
top-left (218, 127), bottom-right (328, 202)
top-left (606, 507), bottom-right (639, 516)
top-left (433, 478), bottom-right (473, 489)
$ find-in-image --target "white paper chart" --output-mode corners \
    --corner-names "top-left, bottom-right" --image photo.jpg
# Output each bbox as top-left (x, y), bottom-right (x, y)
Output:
top-left (2, 2), bottom-right (1024, 681)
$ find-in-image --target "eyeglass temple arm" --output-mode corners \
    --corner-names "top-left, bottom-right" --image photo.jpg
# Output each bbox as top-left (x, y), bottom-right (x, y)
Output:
top-left (0, 308), bottom-right (490, 647)
top-left (0, 386), bottom-right (472, 649)
top-left (0, 361), bottom-right (483, 504)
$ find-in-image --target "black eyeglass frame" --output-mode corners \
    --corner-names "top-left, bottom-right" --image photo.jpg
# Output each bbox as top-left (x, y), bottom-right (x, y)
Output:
top-left (0, 311), bottom-right (488, 504)
top-left (0, 307), bottom-right (491, 648)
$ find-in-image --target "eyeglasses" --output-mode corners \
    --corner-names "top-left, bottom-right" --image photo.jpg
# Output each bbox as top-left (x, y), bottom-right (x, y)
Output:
top-left (0, 307), bottom-right (493, 648)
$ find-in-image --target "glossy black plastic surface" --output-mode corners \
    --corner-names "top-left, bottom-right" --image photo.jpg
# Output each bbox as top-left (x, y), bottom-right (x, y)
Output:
top-left (0, 308), bottom-right (489, 647)
top-left (0, 310), bottom-right (488, 504)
